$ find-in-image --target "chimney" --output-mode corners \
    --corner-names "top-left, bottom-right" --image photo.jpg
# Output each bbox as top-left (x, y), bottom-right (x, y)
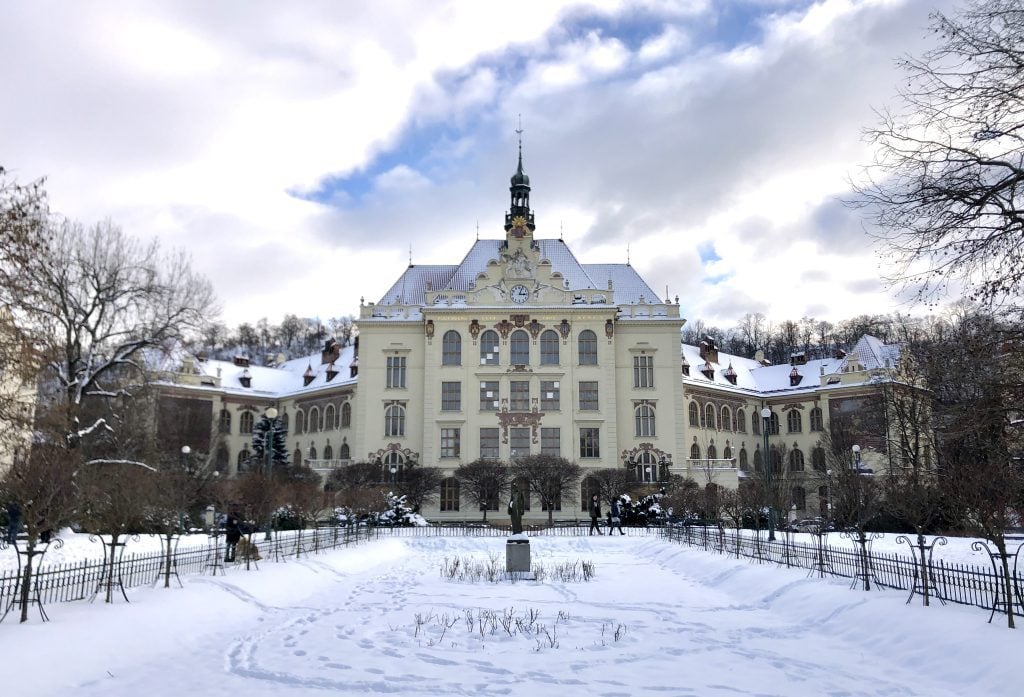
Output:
top-left (303, 364), bottom-right (315, 387)
top-left (321, 338), bottom-right (341, 365)
top-left (239, 368), bottom-right (252, 388)
top-left (681, 357), bottom-right (690, 376)
top-left (789, 351), bottom-right (807, 366)
top-left (698, 336), bottom-right (719, 365)
top-left (233, 355), bottom-right (250, 368)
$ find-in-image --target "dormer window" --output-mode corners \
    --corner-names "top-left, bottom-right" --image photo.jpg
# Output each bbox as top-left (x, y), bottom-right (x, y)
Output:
top-left (326, 362), bottom-right (338, 381)
top-left (303, 364), bottom-right (315, 387)
top-left (701, 361), bottom-right (715, 381)
top-left (790, 366), bottom-right (803, 386)
top-left (350, 356), bottom-right (359, 378)
top-left (681, 358), bottom-right (690, 376)
top-left (239, 368), bottom-right (252, 388)
top-left (723, 363), bottom-right (737, 385)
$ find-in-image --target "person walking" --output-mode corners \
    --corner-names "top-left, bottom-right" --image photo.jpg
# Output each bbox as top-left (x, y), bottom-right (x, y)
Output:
top-left (610, 498), bottom-right (625, 535)
top-left (589, 494), bottom-right (603, 535)
top-left (224, 513), bottom-right (241, 562)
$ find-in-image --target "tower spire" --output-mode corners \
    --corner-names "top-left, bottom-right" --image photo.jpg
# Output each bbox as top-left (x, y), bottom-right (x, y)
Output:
top-left (505, 115), bottom-right (535, 234)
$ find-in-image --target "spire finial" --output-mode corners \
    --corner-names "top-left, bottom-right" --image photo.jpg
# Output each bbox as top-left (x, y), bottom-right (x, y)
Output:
top-left (476, 220), bottom-right (479, 241)
top-left (515, 114), bottom-right (524, 172)
top-left (627, 243), bottom-right (631, 265)
top-left (409, 243), bottom-right (413, 267)
top-left (560, 220), bottom-right (563, 241)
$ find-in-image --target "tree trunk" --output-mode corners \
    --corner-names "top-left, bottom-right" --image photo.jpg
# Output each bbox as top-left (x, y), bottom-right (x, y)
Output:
top-left (996, 540), bottom-right (1016, 629)
top-left (106, 533), bottom-right (120, 603)
top-left (18, 541), bottom-right (35, 623)
top-left (163, 534), bottom-right (173, 589)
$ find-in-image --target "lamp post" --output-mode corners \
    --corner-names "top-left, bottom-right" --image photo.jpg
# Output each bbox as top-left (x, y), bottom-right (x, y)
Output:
top-left (825, 468), bottom-right (833, 529)
top-left (263, 407), bottom-right (279, 541)
top-left (852, 444), bottom-right (862, 472)
top-left (761, 407), bottom-right (775, 541)
top-left (389, 464), bottom-right (398, 486)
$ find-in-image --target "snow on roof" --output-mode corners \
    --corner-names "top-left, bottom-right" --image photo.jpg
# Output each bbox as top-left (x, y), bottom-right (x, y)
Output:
top-left (375, 238), bottom-right (662, 311)
top-left (189, 344), bottom-right (358, 398)
top-left (681, 335), bottom-right (899, 396)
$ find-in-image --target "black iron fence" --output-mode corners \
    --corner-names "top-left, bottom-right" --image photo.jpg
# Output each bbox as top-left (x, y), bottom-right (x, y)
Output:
top-left (661, 524), bottom-right (1024, 620)
top-left (0, 525), bottom-right (373, 620)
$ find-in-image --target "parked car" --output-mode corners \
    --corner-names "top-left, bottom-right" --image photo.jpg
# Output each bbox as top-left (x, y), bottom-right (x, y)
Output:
top-left (788, 518), bottom-right (824, 533)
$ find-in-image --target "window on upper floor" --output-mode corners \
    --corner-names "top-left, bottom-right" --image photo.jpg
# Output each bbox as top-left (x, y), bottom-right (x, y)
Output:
top-left (541, 427), bottom-right (560, 457)
top-left (579, 382), bottom-right (599, 411)
top-left (385, 404), bottom-right (405, 437)
top-left (441, 381), bottom-right (461, 411)
top-left (579, 427), bottom-right (600, 458)
top-left (704, 403), bottom-right (716, 430)
top-left (736, 408), bottom-right (747, 433)
top-left (219, 409), bottom-right (232, 434)
top-left (787, 410), bottom-right (802, 433)
top-left (540, 380), bottom-right (559, 411)
top-left (480, 330), bottom-right (499, 365)
top-left (635, 404), bottom-right (656, 437)
top-left (240, 412), bottom-right (254, 435)
top-left (480, 427), bottom-right (499, 459)
top-left (324, 405), bottom-right (336, 430)
top-left (341, 402), bottom-right (351, 428)
top-left (689, 402), bottom-right (699, 427)
top-left (480, 381), bottom-right (499, 411)
top-left (387, 356), bottom-right (407, 388)
top-left (540, 330), bottom-right (559, 365)
top-left (442, 330), bottom-right (462, 366)
top-left (810, 407), bottom-right (823, 432)
top-left (633, 355), bottom-right (654, 388)
top-left (510, 381), bottom-right (530, 411)
top-left (790, 448), bottom-right (805, 472)
top-left (721, 406), bottom-right (733, 431)
top-left (440, 428), bottom-right (461, 458)
top-left (578, 330), bottom-right (597, 365)
top-left (510, 330), bottom-right (530, 366)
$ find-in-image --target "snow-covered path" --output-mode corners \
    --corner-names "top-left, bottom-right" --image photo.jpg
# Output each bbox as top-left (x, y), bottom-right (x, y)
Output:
top-left (5, 536), bottom-right (1020, 696)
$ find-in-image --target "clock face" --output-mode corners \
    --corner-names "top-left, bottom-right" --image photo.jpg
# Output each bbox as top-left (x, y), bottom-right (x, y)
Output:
top-left (510, 284), bottom-right (529, 304)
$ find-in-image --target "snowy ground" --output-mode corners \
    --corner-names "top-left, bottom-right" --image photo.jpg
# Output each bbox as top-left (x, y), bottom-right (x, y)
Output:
top-left (4, 535), bottom-right (1022, 697)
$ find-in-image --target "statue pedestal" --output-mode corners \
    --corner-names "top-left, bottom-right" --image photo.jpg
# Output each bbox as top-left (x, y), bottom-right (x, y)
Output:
top-left (506, 538), bottom-right (531, 574)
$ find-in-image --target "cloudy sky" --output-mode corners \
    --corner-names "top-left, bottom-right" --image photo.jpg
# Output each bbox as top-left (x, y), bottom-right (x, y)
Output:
top-left (1, 0), bottom-right (956, 328)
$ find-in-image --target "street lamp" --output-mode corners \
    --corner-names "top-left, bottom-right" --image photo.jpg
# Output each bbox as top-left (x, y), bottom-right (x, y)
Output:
top-left (389, 464), bottom-right (398, 486)
top-left (761, 407), bottom-right (775, 541)
top-left (263, 407), bottom-right (279, 540)
top-left (852, 444), bottom-right (862, 472)
top-left (825, 468), bottom-right (833, 528)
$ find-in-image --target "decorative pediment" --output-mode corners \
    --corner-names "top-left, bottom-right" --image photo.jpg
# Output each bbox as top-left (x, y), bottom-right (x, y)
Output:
top-left (496, 405), bottom-right (543, 444)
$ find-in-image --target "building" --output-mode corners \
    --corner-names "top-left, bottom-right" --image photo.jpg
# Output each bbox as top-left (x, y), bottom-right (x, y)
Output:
top-left (156, 152), bottom-right (916, 521)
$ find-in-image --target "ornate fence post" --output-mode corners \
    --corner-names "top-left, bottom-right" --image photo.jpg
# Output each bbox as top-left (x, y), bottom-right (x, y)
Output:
top-left (895, 534), bottom-right (947, 606)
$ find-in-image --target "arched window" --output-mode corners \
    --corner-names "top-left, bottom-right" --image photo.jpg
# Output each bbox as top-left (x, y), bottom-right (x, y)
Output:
top-left (294, 447), bottom-right (302, 465)
top-left (280, 412), bottom-right (289, 432)
top-left (787, 410), bottom-right (802, 433)
top-left (339, 442), bottom-right (350, 460)
top-left (325, 404), bottom-right (336, 430)
top-left (707, 443), bottom-right (718, 460)
top-left (578, 330), bottom-right (597, 365)
top-left (792, 486), bottom-right (806, 510)
top-left (510, 330), bottom-right (530, 365)
top-left (812, 447), bottom-right (826, 471)
top-left (724, 445), bottom-right (733, 461)
top-left (751, 412), bottom-right (760, 435)
top-left (218, 409), bottom-right (232, 434)
top-left (383, 451), bottom-right (406, 480)
top-left (810, 407), bottom-right (823, 432)
top-left (442, 330), bottom-right (462, 366)
top-left (738, 447), bottom-right (748, 470)
top-left (237, 448), bottom-right (251, 470)
top-left (818, 485), bottom-right (829, 516)
top-left (736, 408), bottom-right (746, 433)
top-left (240, 411), bottom-right (254, 435)
top-left (308, 444), bottom-right (317, 461)
top-left (385, 405), bottom-right (406, 437)
top-left (688, 402), bottom-right (699, 426)
top-left (323, 444), bottom-right (333, 460)
top-left (690, 443), bottom-right (701, 461)
top-left (295, 410), bottom-right (305, 434)
top-left (540, 330), bottom-right (560, 365)
top-left (768, 411), bottom-right (780, 435)
top-left (341, 402), bottom-right (351, 428)
top-left (440, 477), bottom-right (460, 511)
top-left (480, 330), bottom-right (499, 365)
top-left (770, 446), bottom-right (781, 473)
top-left (721, 407), bottom-right (732, 431)
top-left (309, 406), bottom-right (321, 433)
top-left (753, 447), bottom-right (764, 472)
top-left (635, 404), bottom-right (656, 437)
top-left (704, 404), bottom-right (716, 430)
top-left (635, 450), bottom-right (659, 482)
top-left (789, 448), bottom-right (805, 472)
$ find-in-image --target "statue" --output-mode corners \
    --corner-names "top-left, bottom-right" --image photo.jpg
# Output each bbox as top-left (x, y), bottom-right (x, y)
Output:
top-left (508, 484), bottom-right (525, 535)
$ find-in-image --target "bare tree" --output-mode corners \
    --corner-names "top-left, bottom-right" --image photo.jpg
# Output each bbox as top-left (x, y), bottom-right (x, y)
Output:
top-left (588, 468), bottom-right (637, 506)
top-left (856, 0), bottom-right (1024, 306)
top-left (511, 455), bottom-right (582, 527)
top-left (453, 459), bottom-right (509, 522)
top-left (396, 466), bottom-right (443, 513)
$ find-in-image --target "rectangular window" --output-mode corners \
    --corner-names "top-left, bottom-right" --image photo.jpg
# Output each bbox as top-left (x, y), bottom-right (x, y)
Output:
top-left (580, 427), bottom-right (600, 458)
top-left (479, 381), bottom-right (499, 411)
top-left (510, 380), bottom-right (530, 411)
top-left (579, 381), bottom-right (599, 411)
top-left (440, 428), bottom-right (461, 458)
top-left (510, 427), bottom-right (530, 458)
top-left (441, 381), bottom-right (461, 411)
top-left (541, 427), bottom-right (560, 456)
top-left (540, 380), bottom-right (560, 411)
top-left (633, 355), bottom-right (654, 388)
top-left (480, 428), bottom-right (499, 459)
top-left (386, 356), bottom-right (407, 389)
top-left (440, 479), bottom-right (459, 511)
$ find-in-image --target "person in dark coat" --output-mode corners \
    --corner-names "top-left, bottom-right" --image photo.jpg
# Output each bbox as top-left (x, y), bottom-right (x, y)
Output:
top-left (610, 498), bottom-right (625, 535)
top-left (224, 513), bottom-right (241, 562)
top-left (5, 502), bottom-right (21, 544)
top-left (589, 494), bottom-right (603, 535)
